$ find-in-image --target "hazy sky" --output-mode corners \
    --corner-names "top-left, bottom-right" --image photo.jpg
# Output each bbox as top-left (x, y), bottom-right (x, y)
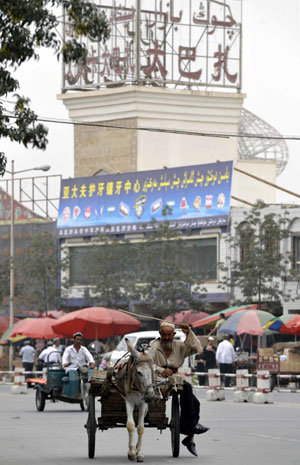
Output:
top-left (1, 0), bottom-right (300, 206)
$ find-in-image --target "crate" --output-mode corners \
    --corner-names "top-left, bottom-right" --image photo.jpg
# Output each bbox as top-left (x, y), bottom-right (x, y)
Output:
top-left (258, 348), bottom-right (274, 356)
top-left (257, 355), bottom-right (280, 372)
top-left (280, 349), bottom-right (300, 373)
top-left (90, 369), bottom-right (107, 383)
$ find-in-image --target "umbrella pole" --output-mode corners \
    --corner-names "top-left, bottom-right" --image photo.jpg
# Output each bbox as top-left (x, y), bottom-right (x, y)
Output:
top-left (239, 335), bottom-right (243, 350)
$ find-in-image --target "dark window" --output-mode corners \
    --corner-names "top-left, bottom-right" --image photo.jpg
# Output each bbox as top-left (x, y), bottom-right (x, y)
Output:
top-left (68, 236), bottom-right (218, 286)
top-left (293, 236), bottom-right (300, 274)
top-left (262, 219), bottom-right (280, 257)
top-left (237, 222), bottom-right (254, 264)
top-left (69, 246), bottom-right (91, 286)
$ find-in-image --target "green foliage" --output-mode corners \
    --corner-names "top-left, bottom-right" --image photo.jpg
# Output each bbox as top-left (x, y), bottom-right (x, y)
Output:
top-left (0, 0), bottom-right (109, 171)
top-left (218, 201), bottom-right (293, 310)
top-left (81, 234), bottom-right (139, 309)
top-left (137, 220), bottom-right (207, 319)
top-left (0, 258), bottom-right (10, 303)
top-left (16, 230), bottom-right (68, 312)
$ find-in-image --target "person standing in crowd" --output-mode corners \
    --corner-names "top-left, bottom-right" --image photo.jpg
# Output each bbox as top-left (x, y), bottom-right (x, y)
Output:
top-left (216, 334), bottom-right (237, 387)
top-left (53, 337), bottom-right (64, 354)
top-left (149, 322), bottom-right (209, 457)
top-left (19, 340), bottom-right (36, 383)
top-left (195, 336), bottom-right (217, 385)
top-left (208, 313), bottom-right (226, 342)
top-left (194, 346), bottom-right (206, 386)
top-left (62, 332), bottom-right (95, 374)
top-left (38, 340), bottom-right (61, 366)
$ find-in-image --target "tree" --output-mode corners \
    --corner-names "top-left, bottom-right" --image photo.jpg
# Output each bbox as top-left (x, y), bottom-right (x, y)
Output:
top-left (80, 234), bottom-right (140, 309)
top-left (0, 1), bottom-right (109, 174)
top-left (218, 201), bottom-right (293, 313)
top-left (0, 258), bottom-right (10, 304)
top-left (16, 231), bottom-right (68, 312)
top-left (137, 219), bottom-right (207, 319)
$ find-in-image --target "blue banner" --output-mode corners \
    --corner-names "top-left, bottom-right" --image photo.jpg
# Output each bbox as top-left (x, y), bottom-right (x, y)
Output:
top-left (56, 161), bottom-right (233, 237)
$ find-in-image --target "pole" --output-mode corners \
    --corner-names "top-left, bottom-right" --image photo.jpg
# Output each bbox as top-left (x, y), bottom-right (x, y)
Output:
top-left (135, 0), bottom-right (141, 84)
top-left (9, 160), bottom-right (15, 372)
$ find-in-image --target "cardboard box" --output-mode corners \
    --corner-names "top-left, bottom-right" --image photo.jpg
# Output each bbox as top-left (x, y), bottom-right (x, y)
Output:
top-left (280, 349), bottom-right (300, 373)
top-left (257, 355), bottom-right (280, 372)
top-left (258, 348), bottom-right (274, 356)
top-left (13, 360), bottom-right (23, 368)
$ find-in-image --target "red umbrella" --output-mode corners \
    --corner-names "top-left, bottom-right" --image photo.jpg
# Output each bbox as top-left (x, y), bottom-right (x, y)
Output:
top-left (52, 307), bottom-right (141, 339)
top-left (0, 316), bottom-right (19, 337)
top-left (10, 317), bottom-right (64, 339)
top-left (280, 315), bottom-right (300, 335)
top-left (165, 310), bottom-right (209, 325)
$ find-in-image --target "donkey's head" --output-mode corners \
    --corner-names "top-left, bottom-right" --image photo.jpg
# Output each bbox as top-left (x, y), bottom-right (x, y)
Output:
top-left (125, 338), bottom-right (159, 403)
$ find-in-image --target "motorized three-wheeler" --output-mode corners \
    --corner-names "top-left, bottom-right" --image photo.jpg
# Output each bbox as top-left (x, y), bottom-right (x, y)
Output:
top-left (27, 352), bottom-right (91, 411)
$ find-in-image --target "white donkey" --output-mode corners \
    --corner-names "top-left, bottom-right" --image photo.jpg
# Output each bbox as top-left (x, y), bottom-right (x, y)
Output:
top-left (115, 338), bottom-right (160, 462)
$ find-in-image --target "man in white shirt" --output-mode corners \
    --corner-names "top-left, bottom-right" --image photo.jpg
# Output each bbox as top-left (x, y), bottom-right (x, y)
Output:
top-left (38, 340), bottom-right (61, 366)
top-left (216, 335), bottom-right (237, 387)
top-left (19, 340), bottom-right (36, 381)
top-left (62, 332), bottom-right (95, 374)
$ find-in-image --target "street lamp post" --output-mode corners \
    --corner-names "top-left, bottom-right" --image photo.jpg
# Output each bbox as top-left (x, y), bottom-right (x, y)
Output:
top-left (8, 161), bottom-right (51, 371)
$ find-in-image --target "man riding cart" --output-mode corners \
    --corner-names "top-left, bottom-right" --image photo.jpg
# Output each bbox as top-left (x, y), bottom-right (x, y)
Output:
top-left (149, 321), bottom-right (209, 457)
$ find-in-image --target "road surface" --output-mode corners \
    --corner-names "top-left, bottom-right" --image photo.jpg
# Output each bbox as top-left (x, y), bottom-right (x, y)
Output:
top-left (0, 386), bottom-right (299, 465)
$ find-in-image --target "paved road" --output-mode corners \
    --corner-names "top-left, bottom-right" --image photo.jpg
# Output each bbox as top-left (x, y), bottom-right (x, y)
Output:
top-left (1, 385), bottom-right (300, 465)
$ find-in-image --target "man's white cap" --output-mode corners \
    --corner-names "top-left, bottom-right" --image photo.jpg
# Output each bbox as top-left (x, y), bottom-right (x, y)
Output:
top-left (208, 336), bottom-right (214, 341)
top-left (160, 321), bottom-right (175, 330)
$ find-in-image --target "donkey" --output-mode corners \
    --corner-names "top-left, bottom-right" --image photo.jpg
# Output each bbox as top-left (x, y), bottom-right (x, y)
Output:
top-left (115, 338), bottom-right (161, 462)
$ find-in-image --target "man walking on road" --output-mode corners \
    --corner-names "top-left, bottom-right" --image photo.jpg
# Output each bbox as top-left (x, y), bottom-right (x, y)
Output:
top-left (216, 334), bottom-right (237, 387)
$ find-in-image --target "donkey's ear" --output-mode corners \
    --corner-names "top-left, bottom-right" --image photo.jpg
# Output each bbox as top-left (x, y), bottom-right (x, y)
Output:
top-left (125, 339), bottom-right (141, 359)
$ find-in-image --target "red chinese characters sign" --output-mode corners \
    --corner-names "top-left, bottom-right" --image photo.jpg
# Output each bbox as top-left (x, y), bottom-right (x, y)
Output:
top-left (63, 0), bottom-right (241, 91)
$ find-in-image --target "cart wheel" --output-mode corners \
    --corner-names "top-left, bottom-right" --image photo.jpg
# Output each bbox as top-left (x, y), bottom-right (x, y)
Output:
top-left (36, 389), bottom-right (46, 412)
top-left (170, 392), bottom-right (180, 457)
top-left (80, 379), bottom-right (90, 411)
top-left (86, 395), bottom-right (97, 459)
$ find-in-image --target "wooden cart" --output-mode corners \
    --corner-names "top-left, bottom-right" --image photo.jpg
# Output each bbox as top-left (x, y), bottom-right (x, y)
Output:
top-left (85, 368), bottom-right (182, 459)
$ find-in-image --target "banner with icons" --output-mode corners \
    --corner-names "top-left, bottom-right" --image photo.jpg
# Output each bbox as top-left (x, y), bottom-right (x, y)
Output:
top-left (56, 161), bottom-right (233, 237)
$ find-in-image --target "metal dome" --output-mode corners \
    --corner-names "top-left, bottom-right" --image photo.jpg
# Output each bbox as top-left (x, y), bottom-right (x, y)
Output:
top-left (238, 108), bottom-right (288, 176)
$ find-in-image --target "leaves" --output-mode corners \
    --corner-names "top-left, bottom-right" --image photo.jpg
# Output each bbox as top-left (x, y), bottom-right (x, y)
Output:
top-left (15, 231), bottom-right (68, 311)
top-left (0, 0), bottom-right (109, 172)
top-left (77, 233), bottom-right (139, 309)
top-left (218, 202), bottom-right (292, 310)
top-left (137, 221), bottom-right (207, 318)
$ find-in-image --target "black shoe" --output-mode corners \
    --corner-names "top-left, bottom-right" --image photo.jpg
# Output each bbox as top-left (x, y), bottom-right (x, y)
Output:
top-left (182, 437), bottom-right (197, 457)
top-left (193, 423), bottom-right (210, 435)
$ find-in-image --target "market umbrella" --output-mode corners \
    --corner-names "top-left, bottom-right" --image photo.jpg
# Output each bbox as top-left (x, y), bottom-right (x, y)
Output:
top-left (0, 318), bottom-right (33, 345)
top-left (267, 315), bottom-right (300, 335)
top-left (218, 309), bottom-right (274, 336)
top-left (52, 307), bottom-right (141, 339)
top-left (0, 316), bottom-right (19, 337)
top-left (192, 304), bottom-right (260, 328)
top-left (10, 317), bottom-right (64, 339)
top-left (165, 310), bottom-right (209, 325)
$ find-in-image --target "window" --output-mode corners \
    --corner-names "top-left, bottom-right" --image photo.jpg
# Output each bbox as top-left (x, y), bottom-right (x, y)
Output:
top-left (181, 237), bottom-right (217, 280)
top-left (69, 246), bottom-right (91, 286)
top-left (237, 222), bottom-right (254, 263)
top-left (293, 236), bottom-right (300, 274)
top-left (262, 219), bottom-right (280, 257)
top-left (67, 236), bottom-right (218, 286)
